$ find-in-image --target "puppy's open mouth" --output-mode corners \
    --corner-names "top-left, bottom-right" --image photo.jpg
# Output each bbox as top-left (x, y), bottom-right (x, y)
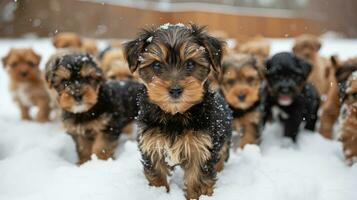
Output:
top-left (278, 95), bottom-right (293, 106)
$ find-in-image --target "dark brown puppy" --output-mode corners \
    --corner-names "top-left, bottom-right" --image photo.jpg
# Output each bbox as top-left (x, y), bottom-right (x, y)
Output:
top-left (220, 54), bottom-right (263, 149)
top-left (2, 48), bottom-right (51, 122)
top-left (45, 52), bottom-right (141, 164)
top-left (333, 57), bottom-right (357, 165)
top-left (124, 23), bottom-right (232, 200)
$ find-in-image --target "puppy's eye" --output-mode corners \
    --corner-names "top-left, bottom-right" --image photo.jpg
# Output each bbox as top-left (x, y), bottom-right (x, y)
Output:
top-left (11, 62), bottom-right (18, 68)
top-left (246, 76), bottom-right (256, 84)
top-left (151, 61), bottom-right (161, 73)
top-left (185, 60), bottom-right (196, 72)
top-left (27, 61), bottom-right (35, 67)
top-left (226, 79), bottom-right (235, 85)
top-left (351, 92), bottom-right (357, 99)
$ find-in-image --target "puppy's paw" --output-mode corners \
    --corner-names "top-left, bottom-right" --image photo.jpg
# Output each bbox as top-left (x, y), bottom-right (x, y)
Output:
top-left (148, 177), bottom-right (170, 193)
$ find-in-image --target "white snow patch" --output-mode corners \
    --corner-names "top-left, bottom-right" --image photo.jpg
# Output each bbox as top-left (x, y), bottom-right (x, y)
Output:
top-left (146, 36), bottom-right (153, 43)
top-left (158, 23), bottom-right (186, 30)
top-left (70, 104), bottom-right (89, 113)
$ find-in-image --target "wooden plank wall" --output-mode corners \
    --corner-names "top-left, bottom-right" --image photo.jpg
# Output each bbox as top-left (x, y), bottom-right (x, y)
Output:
top-left (0, 0), bottom-right (322, 39)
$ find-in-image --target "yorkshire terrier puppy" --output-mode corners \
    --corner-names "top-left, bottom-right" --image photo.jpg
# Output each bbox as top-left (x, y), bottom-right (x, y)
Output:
top-left (52, 32), bottom-right (98, 56)
top-left (293, 34), bottom-right (338, 139)
top-left (124, 24), bottom-right (232, 199)
top-left (52, 32), bottom-right (82, 49)
top-left (100, 47), bottom-right (135, 80)
top-left (2, 48), bottom-right (51, 122)
top-left (45, 52), bottom-right (141, 164)
top-left (263, 52), bottom-right (320, 142)
top-left (220, 54), bottom-right (263, 149)
top-left (333, 57), bottom-right (357, 165)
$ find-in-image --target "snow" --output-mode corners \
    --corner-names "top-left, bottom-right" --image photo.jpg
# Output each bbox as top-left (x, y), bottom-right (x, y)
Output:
top-left (1, 38), bottom-right (357, 200)
top-left (158, 23), bottom-right (186, 30)
top-left (146, 36), bottom-right (153, 43)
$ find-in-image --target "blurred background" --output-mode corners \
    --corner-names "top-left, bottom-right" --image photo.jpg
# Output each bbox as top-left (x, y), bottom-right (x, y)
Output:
top-left (0, 0), bottom-right (356, 40)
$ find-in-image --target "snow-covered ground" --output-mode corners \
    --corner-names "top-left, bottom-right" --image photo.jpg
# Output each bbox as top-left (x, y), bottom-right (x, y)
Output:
top-left (0, 38), bottom-right (357, 200)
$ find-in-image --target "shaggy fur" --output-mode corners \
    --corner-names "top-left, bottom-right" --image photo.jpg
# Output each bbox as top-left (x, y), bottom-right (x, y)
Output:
top-left (263, 52), bottom-right (320, 142)
top-left (333, 57), bottom-right (357, 165)
top-left (124, 23), bottom-right (232, 199)
top-left (45, 52), bottom-right (141, 164)
top-left (220, 54), bottom-right (263, 149)
top-left (2, 48), bottom-right (51, 122)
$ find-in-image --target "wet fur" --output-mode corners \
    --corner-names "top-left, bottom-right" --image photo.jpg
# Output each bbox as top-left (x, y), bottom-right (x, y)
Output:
top-left (45, 53), bottom-right (141, 164)
top-left (124, 24), bottom-right (232, 199)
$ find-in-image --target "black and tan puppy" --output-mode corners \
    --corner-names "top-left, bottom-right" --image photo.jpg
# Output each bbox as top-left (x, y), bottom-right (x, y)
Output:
top-left (220, 54), bottom-right (263, 149)
top-left (263, 52), bottom-right (320, 142)
top-left (45, 52), bottom-right (141, 164)
top-left (333, 57), bottom-right (357, 165)
top-left (124, 23), bottom-right (232, 199)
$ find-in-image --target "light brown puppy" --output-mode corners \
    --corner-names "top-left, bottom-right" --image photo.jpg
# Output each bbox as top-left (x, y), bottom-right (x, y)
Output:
top-left (82, 39), bottom-right (98, 56)
top-left (101, 48), bottom-right (135, 80)
top-left (52, 32), bottom-right (98, 56)
top-left (52, 32), bottom-right (82, 49)
top-left (293, 34), bottom-right (338, 139)
top-left (2, 48), bottom-right (51, 122)
top-left (220, 54), bottom-right (263, 149)
top-left (333, 57), bottom-right (357, 165)
top-left (237, 36), bottom-right (270, 68)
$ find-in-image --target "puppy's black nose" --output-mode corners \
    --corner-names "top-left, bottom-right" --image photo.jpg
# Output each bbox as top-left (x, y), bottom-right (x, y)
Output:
top-left (21, 72), bottom-right (28, 77)
top-left (74, 94), bottom-right (82, 102)
top-left (238, 94), bottom-right (246, 101)
top-left (281, 87), bottom-right (290, 94)
top-left (169, 85), bottom-right (183, 98)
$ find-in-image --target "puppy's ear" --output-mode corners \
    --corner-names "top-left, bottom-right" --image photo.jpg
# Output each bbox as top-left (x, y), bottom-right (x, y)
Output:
top-left (314, 40), bottom-right (322, 51)
top-left (335, 66), bottom-right (357, 84)
top-left (123, 29), bottom-right (154, 73)
top-left (295, 55), bottom-right (312, 77)
top-left (1, 50), bottom-right (11, 68)
top-left (52, 36), bottom-right (59, 48)
top-left (191, 24), bottom-right (226, 73)
top-left (30, 49), bottom-right (41, 66)
top-left (292, 44), bottom-right (299, 54)
top-left (263, 58), bottom-right (272, 77)
top-left (331, 55), bottom-right (340, 69)
top-left (44, 57), bottom-right (59, 89)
